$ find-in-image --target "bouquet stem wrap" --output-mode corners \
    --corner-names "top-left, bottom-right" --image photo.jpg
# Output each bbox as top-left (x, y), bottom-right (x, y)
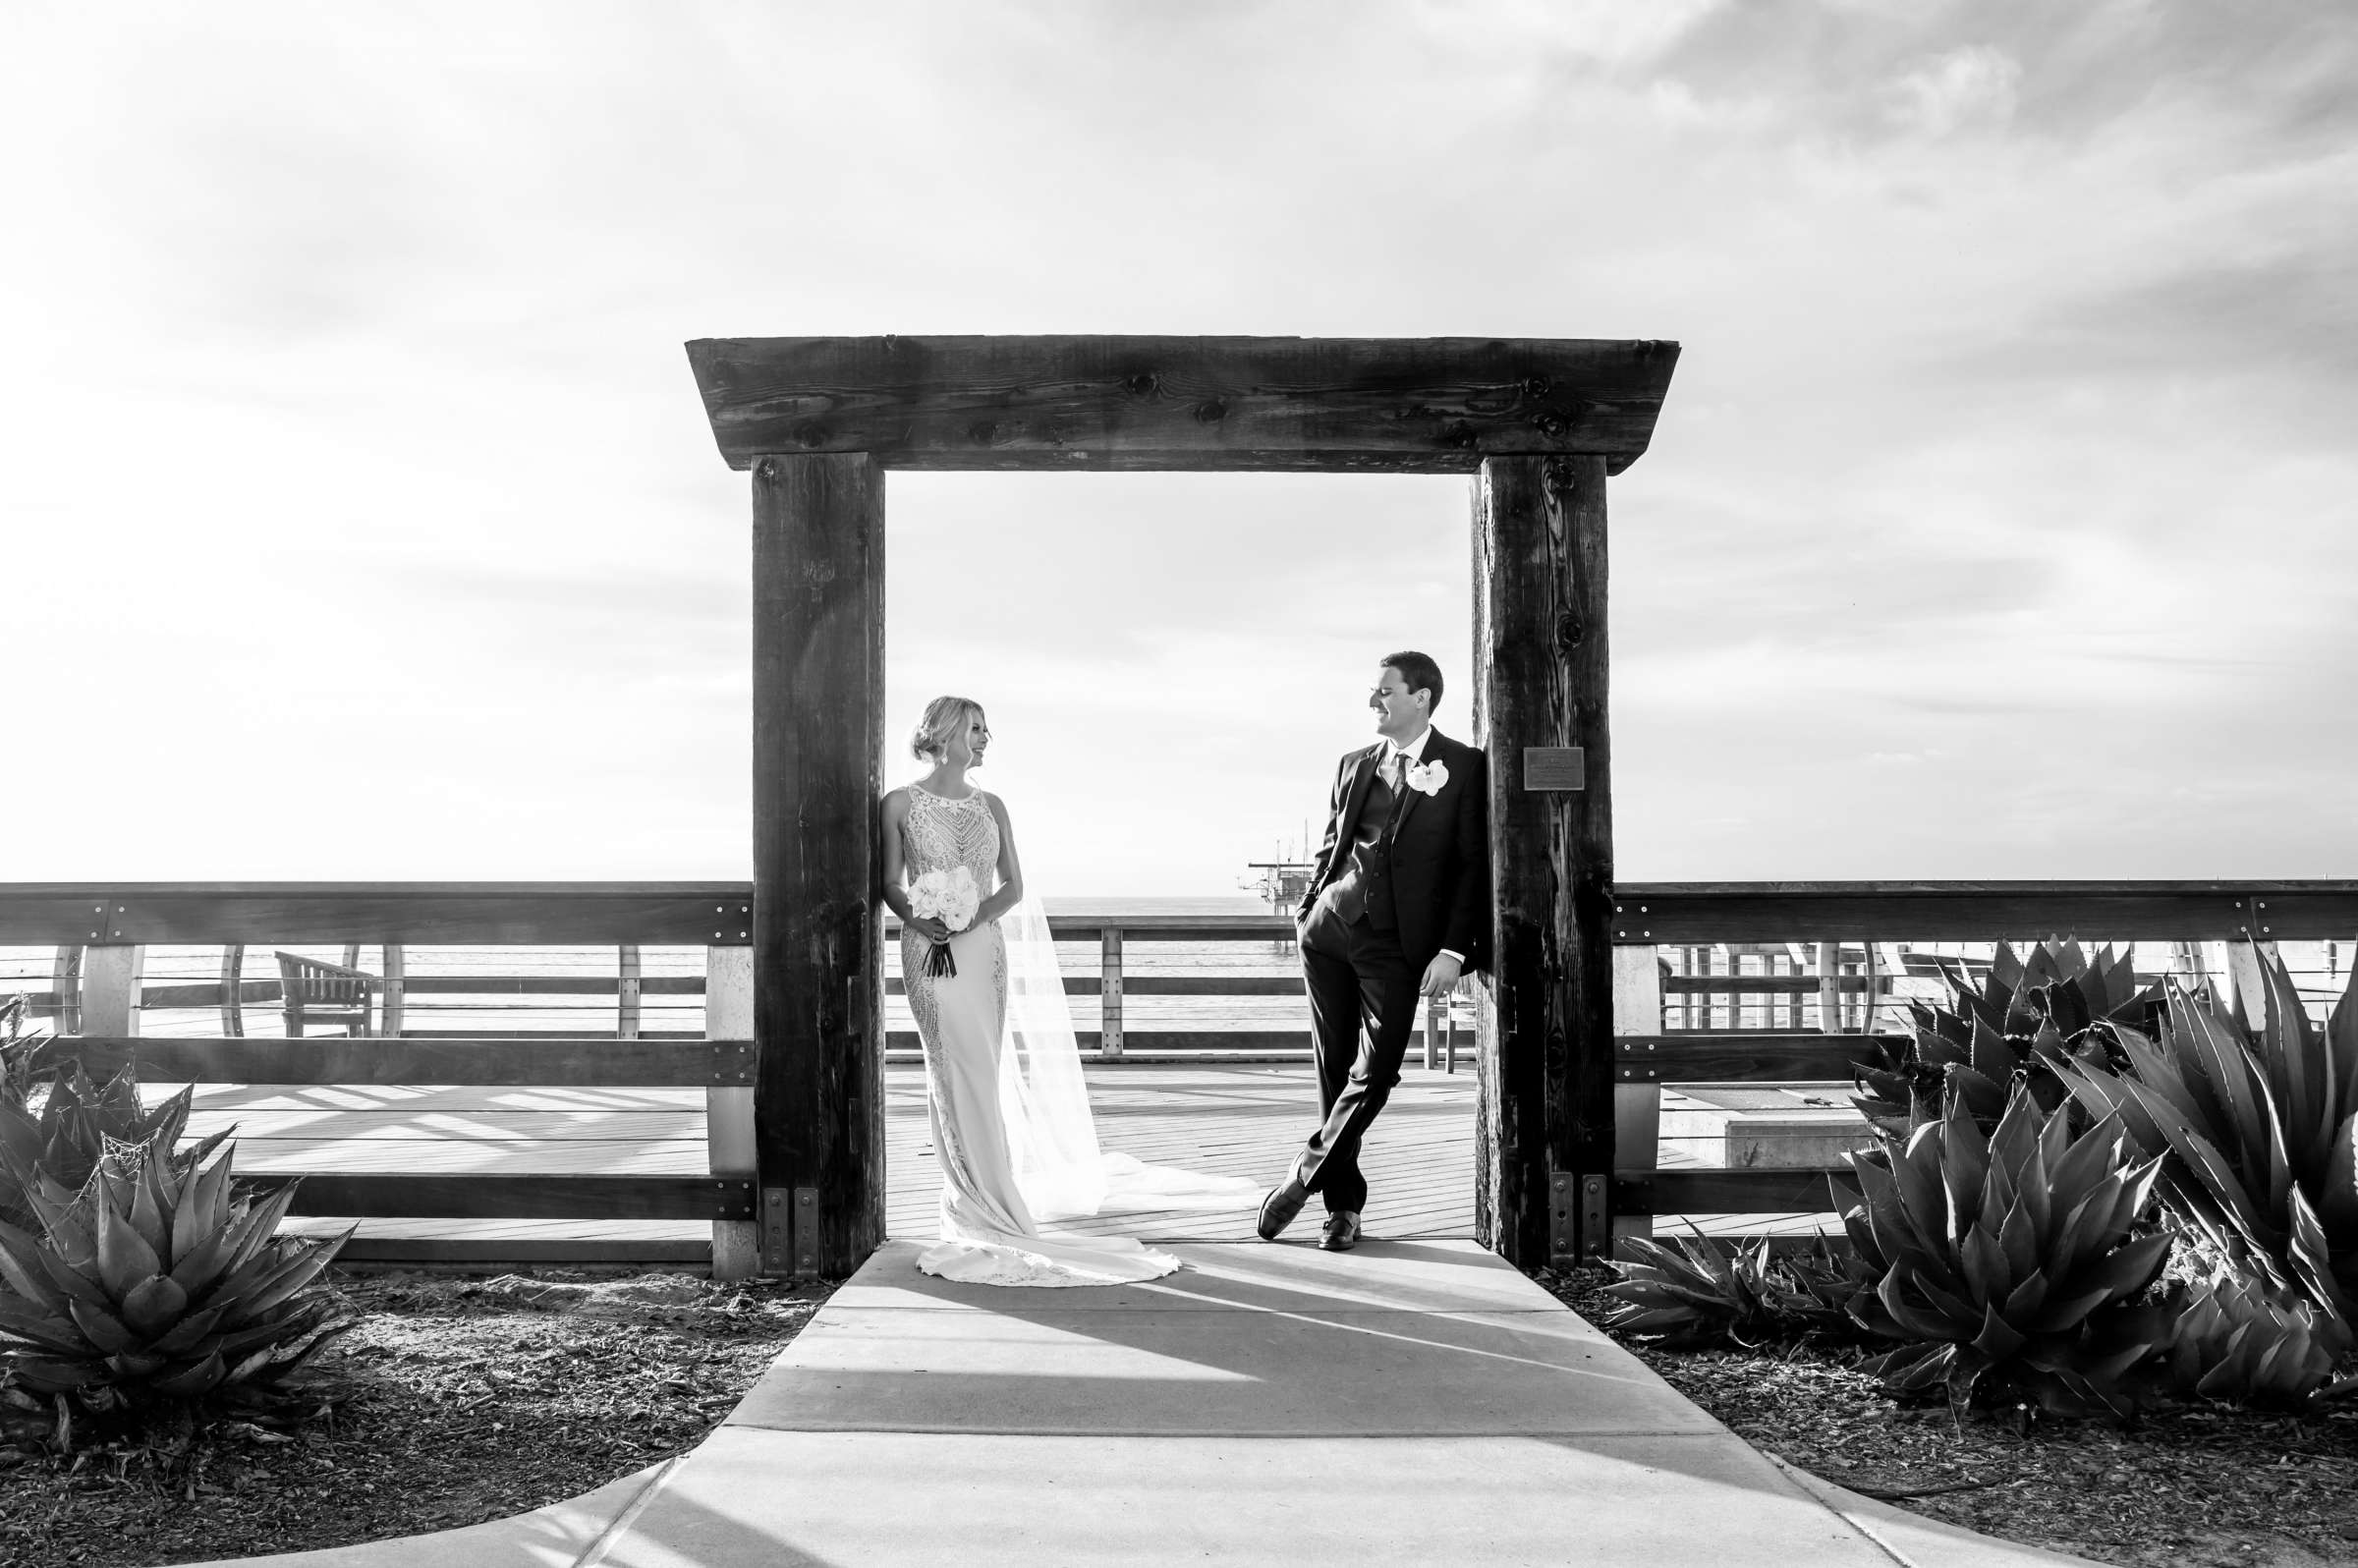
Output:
top-left (908, 866), bottom-right (981, 981)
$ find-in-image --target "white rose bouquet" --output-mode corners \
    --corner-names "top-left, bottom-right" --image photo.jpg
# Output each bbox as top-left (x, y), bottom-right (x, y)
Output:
top-left (908, 865), bottom-right (982, 978)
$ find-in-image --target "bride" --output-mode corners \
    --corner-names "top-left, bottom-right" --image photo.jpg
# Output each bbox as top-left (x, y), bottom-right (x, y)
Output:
top-left (880, 696), bottom-right (1235, 1286)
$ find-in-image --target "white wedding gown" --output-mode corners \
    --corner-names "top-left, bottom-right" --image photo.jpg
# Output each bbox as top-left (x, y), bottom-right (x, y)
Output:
top-left (900, 784), bottom-right (1243, 1287)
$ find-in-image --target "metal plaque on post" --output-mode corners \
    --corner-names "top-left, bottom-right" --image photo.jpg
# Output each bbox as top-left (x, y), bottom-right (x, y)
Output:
top-left (1522, 747), bottom-right (1585, 791)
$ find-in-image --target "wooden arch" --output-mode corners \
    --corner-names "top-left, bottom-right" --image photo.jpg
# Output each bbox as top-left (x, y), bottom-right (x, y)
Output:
top-left (684, 334), bottom-right (1681, 1275)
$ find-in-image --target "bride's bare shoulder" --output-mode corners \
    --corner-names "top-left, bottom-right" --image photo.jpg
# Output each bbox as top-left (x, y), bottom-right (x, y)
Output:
top-left (879, 785), bottom-right (914, 816)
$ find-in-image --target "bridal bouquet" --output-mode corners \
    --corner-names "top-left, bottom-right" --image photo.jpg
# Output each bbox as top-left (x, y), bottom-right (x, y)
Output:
top-left (908, 866), bottom-right (981, 979)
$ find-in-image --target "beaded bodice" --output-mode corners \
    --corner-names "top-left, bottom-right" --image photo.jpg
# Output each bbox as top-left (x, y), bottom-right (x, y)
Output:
top-left (902, 785), bottom-right (998, 892)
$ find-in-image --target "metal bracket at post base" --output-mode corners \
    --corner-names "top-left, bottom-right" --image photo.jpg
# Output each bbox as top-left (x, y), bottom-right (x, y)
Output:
top-left (794, 1187), bottom-right (819, 1278)
top-left (760, 1185), bottom-right (825, 1278)
top-left (761, 1186), bottom-right (793, 1276)
top-left (1547, 1167), bottom-right (1575, 1259)
top-left (1547, 1164), bottom-right (1610, 1260)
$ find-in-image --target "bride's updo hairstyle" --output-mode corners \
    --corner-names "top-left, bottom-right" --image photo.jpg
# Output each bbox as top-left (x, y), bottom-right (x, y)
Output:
top-left (911, 696), bottom-right (987, 763)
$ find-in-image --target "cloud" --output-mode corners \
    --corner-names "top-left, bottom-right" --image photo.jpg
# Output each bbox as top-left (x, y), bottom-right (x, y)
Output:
top-left (1, 0), bottom-right (2353, 888)
top-left (1881, 44), bottom-right (2020, 138)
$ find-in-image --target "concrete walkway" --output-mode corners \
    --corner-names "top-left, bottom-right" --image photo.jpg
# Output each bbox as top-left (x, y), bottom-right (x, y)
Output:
top-left (195, 1237), bottom-right (2100, 1568)
top-left (575, 1238), bottom-right (2097, 1568)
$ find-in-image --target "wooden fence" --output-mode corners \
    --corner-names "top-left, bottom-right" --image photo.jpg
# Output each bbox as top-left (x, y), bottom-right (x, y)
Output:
top-left (0, 884), bottom-right (763, 1273)
top-left (18, 906), bottom-right (1464, 1065)
top-left (1604, 879), bottom-right (2358, 1252)
top-left (0, 886), bottom-right (1455, 1277)
top-left (10, 879), bottom-right (2355, 1269)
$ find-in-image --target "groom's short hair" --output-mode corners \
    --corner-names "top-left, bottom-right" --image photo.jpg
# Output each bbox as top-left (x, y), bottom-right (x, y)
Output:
top-left (1383, 650), bottom-right (1443, 714)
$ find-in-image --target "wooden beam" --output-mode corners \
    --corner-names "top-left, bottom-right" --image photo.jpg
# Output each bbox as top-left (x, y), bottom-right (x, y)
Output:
top-left (0, 883), bottom-right (754, 945)
top-left (685, 336), bottom-right (1680, 476)
top-left (1612, 1169), bottom-right (1852, 1217)
top-left (1614, 1034), bottom-right (1902, 1083)
top-left (883, 1029), bottom-right (1311, 1052)
top-left (1612, 882), bottom-right (2358, 942)
top-left (1474, 454), bottom-right (1614, 1264)
top-left (753, 453), bottom-right (885, 1277)
top-left (250, 1173), bottom-right (756, 1222)
top-left (32, 1036), bottom-right (755, 1088)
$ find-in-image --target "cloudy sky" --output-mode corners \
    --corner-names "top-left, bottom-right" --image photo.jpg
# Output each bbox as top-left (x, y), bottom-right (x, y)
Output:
top-left (3, 1), bottom-right (2350, 895)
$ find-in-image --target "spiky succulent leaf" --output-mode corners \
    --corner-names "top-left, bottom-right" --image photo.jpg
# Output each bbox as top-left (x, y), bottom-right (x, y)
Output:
top-left (0, 1125), bottom-right (351, 1413)
top-left (93, 1201), bottom-right (162, 1300)
top-left (1840, 1077), bottom-right (2177, 1416)
top-left (0, 1303), bottom-right (89, 1356)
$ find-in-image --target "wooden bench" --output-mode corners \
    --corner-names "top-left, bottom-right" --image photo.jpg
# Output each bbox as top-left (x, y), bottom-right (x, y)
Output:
top-left (274, 951), bottom-right (374, 1037)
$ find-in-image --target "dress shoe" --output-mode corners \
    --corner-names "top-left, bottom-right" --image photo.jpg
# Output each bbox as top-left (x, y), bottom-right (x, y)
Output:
top-left (1319, 1211), bottom-right (1362, 1252)
top-left (1258, 1177), bottom-right (1312, 1241)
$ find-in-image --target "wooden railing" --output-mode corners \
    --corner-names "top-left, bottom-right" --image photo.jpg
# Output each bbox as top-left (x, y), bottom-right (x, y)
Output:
top-left (0, 883), bottom-right (760, 1274)
top-left (15, 899), bottom-right (1458, 1065)
top-left (1604, 880), bottom-right (2358, 1252)
top-left (15, 879), bottom-right (2349, 1265)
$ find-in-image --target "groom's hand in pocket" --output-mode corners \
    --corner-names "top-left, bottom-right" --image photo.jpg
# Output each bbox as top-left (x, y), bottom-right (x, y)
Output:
top-left (1418, 952), bottom-right (1463, 998)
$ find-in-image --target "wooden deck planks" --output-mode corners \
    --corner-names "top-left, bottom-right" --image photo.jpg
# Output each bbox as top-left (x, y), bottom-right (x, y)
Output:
top-left (201, 1064), bottom-right (1480, 1258)
top-left (193, 1063), bottom-right (1800, 1262)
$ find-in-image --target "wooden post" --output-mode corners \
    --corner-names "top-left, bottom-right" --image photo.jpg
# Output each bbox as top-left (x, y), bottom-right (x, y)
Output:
top-left (1816, 941), bottom-right (1838, 1035)
top-left (1472, 454), bottom-right (1613, 1265)
top-left (381, 945), bottom-right (406, 1037)
top-left (752, 453), bottom-right (885, 1277)
top-left (218, 945), bottom-right (246, 1036)
top-left (1099, 927), bottom-right (1124, 1060)
top-left (81, 945), bottom-right (143, 1037)
top-left (2222, 939), bottom-right (2272, 1034)
top-left (617, 944), bottom-right (643, 1039)
top-left (706, 944), bottom-right (759, 1280)
top-left (1860, 941), bottom-right (1881, 1035)
top-left (1610, 943), bottom-right (1663, 1256)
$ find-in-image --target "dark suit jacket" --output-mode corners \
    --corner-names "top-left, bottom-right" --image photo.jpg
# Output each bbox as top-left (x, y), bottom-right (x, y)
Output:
top-left (1295, 728), bottom-right (1491, 975)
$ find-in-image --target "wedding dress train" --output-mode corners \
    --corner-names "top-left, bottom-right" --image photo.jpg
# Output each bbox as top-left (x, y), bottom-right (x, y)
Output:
top-left (899, 784), bottom-right (1245, 1287)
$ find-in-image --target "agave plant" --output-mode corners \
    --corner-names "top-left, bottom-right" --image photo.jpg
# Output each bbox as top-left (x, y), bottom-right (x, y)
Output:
top-left (1853, 939), bottom-right (2159, 1138)
top-left (2161, 1269), bottom-right (2352, 1411)
top-left (0, 1135), bottom-right (352, 1409)
top-left (0, 1055), bottom-right (229, 1234)
top-left (2047, 943), bottom-right (2358, 1344)
top-left (1600, 1229), bottom-right (1859, 1343)
top-left (1841, 1081), bottom-right (2176, 1418)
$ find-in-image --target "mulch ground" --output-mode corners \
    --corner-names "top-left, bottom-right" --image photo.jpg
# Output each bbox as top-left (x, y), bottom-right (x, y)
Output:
top-left (0, 1267), bottom-right (833, 1568)
top-left (1540, 1261), bottom-right (2358, 1568)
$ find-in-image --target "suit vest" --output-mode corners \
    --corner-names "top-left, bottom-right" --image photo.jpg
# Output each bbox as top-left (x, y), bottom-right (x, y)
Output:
top-left (1320, 764), bottom-right (1403, 931)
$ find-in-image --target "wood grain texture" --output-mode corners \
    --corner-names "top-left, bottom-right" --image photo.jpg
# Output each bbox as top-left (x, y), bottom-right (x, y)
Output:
top-left (0, 884), bottom-right (753, 945)
top-left (752, 454), bottom-right (885, 1276)
top-left (1612, 1169), bottom-right (1849, 1217)
top-left (879, 975), bottom-right (1301, 998)
top-left (882, 1029), bottom-right (1312, 1052)
top-left (1473, 455), bottom-right (1615, 1263)
top-left (880, 916), bottom-right (1298, 941)
top-left (685, 336), bottom-right (1680, 475)
top-left (1611, 882), bottom-right (2358, 942)
top-left (33, 1036), bottom-right (755, 1087)
top-left (246, 1173), bottom-right (755, 1221)
top-left (1614, 1034), bottom-right (1901, 1083)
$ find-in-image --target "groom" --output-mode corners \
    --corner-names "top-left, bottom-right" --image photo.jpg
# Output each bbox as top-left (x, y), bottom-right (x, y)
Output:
top-left (1261, 651), bottom-right (1490, 1251)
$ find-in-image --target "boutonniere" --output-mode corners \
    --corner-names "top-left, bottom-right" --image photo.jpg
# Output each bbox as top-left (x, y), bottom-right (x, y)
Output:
top-left (1403, 758), bottom-right (1448, 797)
